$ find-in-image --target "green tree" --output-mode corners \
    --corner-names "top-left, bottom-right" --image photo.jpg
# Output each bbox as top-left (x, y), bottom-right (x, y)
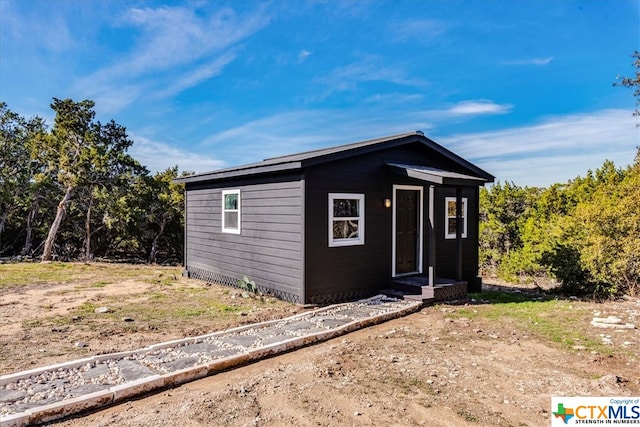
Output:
top-left (40, 98), bottom-right (140, 261)
top-left (572, 150), bottom-right (640, 295)
top-left (144, 167), bottom-right (185, 264)
top-left (479, 182), bottom-right (540, 280)
top-left (79, 120), bottom-right (146, 260)
top-left (0, 102), bottom-right (28, 250)
top-left (0, 103), bottom-right (49, 255)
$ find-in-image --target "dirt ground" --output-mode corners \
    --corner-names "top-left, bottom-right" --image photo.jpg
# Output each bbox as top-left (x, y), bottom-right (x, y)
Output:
top-left (0, 265), bottom-right (299, 375)
top-left (1, 267), bottom-right (638, 426)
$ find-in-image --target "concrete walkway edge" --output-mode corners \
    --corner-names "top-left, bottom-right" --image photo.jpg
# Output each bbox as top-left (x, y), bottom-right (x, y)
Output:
top-left (1, 296), bottom-right (422, 427)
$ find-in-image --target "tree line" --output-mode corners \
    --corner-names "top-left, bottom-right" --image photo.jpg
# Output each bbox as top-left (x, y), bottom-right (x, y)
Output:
top-left (479, 150), bottom-right (640, 297)
top-left (0, 99), bottom-right (185, 264)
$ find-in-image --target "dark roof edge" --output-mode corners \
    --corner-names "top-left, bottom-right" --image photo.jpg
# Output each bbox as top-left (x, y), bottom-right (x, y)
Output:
top-left (173, 131), bottom-right (424, 184)
top-left (174, 161), bottom-right (302, 184)
top-left (263, 131), bottom-right (422, 162)
top-left (174, 130), bottom-right (495, 184)
top-left (386, 163), bottom-right (491, 186)
top-left (418, 135), bottom-right (495, 183)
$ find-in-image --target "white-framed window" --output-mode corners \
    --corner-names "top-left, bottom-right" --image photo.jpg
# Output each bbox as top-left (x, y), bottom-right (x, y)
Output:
top-left (222, 189), bottom-right (241, 234)
top-left (329, 193), bottom-right (365, 247)
top-left (445, 197), bottom-right (467, 239)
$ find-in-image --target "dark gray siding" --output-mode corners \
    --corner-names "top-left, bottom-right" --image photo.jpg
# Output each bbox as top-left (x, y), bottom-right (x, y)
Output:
top-left (303, 142), bottom-right (479, 303)
top-left (434, 186), bottom-right (480, 285)
top-left (304, 159), bottom-right (392, 303)
top-left (302, 142), bottom-right (483, 303)
top-left (185, 177), bottom-right (304, 302)
top-left (182, 140), bottom-right (485, 304)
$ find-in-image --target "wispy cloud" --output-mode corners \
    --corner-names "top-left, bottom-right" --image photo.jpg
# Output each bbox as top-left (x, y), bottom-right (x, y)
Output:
top-left (129, 134), bottom-right (226, 174)
top-left (159, 107), bottom-right (638, 186)
top-left (0, 1), bottom-right (75, 52)
top-left (446, 100), bottom-right (513, 116)
top-left (298, 49), bottom-right (312, 63)
top-left (363, 93), bottom-right (424, 105)
top-left (500, 57), bottom-right (554, 66)
top-left (440, 109), bottom-right (638, 186)
top-left (390, 19), bottom-right (449, 41)
top-left (116, 6), bottom-right (265, 74)
top-left (201, 109), bottom-right (432, 166)
top-left (154, 52), bottom-right (237, 99)
top-left (74, 4), bottom-right (269, 113)
top-left (313, 56), bottom-right (429, 100)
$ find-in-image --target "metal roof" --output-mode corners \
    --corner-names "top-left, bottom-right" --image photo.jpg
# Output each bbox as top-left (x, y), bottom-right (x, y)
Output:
top-left (175, 131), bottom-right (494, 184)
top-left (386, 163), bottom-right (490, 186)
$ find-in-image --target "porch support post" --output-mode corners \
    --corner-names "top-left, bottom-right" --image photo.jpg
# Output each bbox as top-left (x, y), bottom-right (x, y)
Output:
top-left (455, 187), bottom-right (463, 281)
top-left (428, 185), bottom-right (436, 287)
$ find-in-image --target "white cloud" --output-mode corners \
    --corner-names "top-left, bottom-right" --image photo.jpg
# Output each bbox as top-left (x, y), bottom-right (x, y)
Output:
top-left (501, 57), bottom-right (554, 66)
top-left (150, 106), bottom-right (637, 188)
top-left (363, 93), bottom-right (424, 105)
top-left (390, 19), bottom-right (449, 41)
top-left (446, 100), bottom-right (513, 116)
top-left (201, 109), bottom-right (432, 165)
top-left (116, 6), bottom-right (265, 74)
top-left (154, 52), bottom-right (237, 99)
top-left (129, 134), bottom-right (226, 174)
top-left (313, 56), bottom-right (429, 99)
top-left (298, 49), bottom-right (312, 62)
top-left (0, 1), bottom-right (75, 52)
top-left (440, 109), bottom-right (639, 187)
top-left (73, 4), bottom-right (269, 113)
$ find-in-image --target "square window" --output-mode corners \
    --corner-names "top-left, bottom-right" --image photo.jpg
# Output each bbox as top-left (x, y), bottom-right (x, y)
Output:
top-left (329, 193), bottom-right (364, 247)
top-left (222, 189), bottom-right (241, 234)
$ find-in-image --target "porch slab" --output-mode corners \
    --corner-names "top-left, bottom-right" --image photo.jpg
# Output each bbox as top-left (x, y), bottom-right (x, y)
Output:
top-left (390, 276), bottom-right (468, 303)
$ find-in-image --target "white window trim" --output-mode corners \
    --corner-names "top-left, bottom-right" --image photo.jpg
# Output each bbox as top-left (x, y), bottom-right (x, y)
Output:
top-left (445, 196), bottom-right (467, 239)
top-left (328, 193), bottom-right (365, 247)
top-left (222, 189), bottom-right (241, 234)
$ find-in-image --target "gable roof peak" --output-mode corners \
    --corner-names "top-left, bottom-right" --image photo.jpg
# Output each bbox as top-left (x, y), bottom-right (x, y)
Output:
top-left (174, 130), bottom-right (494, 184)
top-left (262, 130), bottom-right (424, 163)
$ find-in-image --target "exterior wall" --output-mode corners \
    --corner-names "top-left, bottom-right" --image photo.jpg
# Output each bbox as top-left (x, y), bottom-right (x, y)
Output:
top-left (182, 141), bottom-right (485, 305)
top-left (304, 161), bottom-right (391, 304)
top-left (434, 186), bottom-right (481, 288)
top-left (184, 173), bottom-right (305, 303)
top-left (303, 142), bottom-right (480, 304)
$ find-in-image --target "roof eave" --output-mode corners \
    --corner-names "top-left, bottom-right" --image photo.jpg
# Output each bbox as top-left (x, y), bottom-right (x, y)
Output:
top-left (174, 161), bottom-right (302, 184)
top-left (416, 136), bottom-right (495, 182)
top-left (387, 163), bottom-right (491, 186)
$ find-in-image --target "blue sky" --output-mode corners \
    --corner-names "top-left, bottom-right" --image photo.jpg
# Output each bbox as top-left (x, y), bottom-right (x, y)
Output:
top-left (1, 0), bottom-right (638, 187)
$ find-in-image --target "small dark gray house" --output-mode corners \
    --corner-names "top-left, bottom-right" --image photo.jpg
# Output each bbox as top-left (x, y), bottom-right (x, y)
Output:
top-left (176, 131), bottom-right (494, 304)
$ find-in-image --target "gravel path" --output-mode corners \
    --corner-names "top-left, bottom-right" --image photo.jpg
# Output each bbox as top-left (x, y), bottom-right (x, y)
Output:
top-left (0, 295), bottom-right (421, 426)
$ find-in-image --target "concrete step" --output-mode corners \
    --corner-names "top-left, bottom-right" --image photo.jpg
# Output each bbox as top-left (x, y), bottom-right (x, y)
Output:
top-left (388, 276), bottom-right (468, 303)
top-left (380, 287), bottom-right (435, 306)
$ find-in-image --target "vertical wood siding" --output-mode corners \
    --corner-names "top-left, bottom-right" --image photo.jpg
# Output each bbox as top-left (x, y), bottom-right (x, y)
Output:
top-left (185, 177), bottom-right (304, 302)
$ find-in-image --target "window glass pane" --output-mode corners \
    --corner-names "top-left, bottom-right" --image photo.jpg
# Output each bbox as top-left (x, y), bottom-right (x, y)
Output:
top-left (447, 200), bottom-right (457, 217)
top-left (333, 199), bottom-right (359, 217)
top-left (224, 194), bottom-right (238, 210)
top-left (448, 218), bottom-right (457, 235)
top-left (225, 212), bottom-right (238, 229)
top-left (333, 220), bottom-right (359, 239)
